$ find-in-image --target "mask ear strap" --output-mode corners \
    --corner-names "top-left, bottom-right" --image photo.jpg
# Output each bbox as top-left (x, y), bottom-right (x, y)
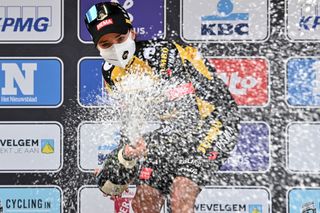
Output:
top-left (129, 30), bottom-right (136, 41)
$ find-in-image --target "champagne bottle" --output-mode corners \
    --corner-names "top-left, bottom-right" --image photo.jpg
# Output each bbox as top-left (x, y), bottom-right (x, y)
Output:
top-left (96, 134), bottom-right (139, 196)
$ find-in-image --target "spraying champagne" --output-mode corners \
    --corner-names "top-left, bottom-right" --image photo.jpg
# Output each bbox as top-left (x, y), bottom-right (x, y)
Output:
top-left (96, 133), bottom-right (144, 196)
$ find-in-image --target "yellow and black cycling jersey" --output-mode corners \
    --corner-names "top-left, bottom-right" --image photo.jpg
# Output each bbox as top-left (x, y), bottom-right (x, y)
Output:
top-left (101, 39), bottom-right (240, 171)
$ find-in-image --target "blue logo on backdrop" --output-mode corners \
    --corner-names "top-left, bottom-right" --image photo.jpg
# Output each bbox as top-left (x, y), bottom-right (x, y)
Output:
top-left (0, 187), bottom-right (61, 213)
top-left (97, 130), bottom-right (120, 165)
top-left (220, 122), bottom-right (269, 172)
top-left (0, 0), bottom-right (63, 43)
top-left (287, 58), bottom-right (320, 106)
top-left (78, 58), bottom-right (111, 106)
top-left (201, 0), bottom-right (249, 36)
top-left (113, 131), bottom-right (121, 143)
top-left (298, 2), bottom-right (320, 31)
top-left (289, 188), bottom-right (320, 213)
top-left (0, 6), bottom-right (51, 32)
top-left (97, 143), bottom-right (118, 165)
top-left (0, 59), bottom-right (62, 107)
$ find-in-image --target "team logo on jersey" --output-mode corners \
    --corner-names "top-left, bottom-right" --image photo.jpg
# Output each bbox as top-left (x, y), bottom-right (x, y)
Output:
top-left (79, 0), bottom-right (165, 42)
top-left (0, 58), bottom-right (63, 107)
top-left (287, 57), bottom-right (320, 106)
top-left (209, 58), bottom-right (269, 107)
top-left (286, 0), bottom-right (320, 41)
top-left (139, 167), bottom-right (153, 180)
top-left (0, 0), bottom-right (63, 43)
top-left (181, 0), bottom-right (269, 42)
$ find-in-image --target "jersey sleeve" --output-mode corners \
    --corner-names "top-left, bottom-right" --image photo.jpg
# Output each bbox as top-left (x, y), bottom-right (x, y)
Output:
top-left (175, 43), bottom-right (241, 170)
top-left (140, 41), bottom-right (240, 171)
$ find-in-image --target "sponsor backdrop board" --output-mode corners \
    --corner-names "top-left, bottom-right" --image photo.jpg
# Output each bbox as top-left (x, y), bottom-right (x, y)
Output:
top-left (181, 0), bottom-right (269, 42)
top-left (0, 0), bottom-right (318, 212)
top-left (220, 122), bottom-right (270, 172)
top-left (0, 58), bottom-right (63, 108)
top-left (78, 58), bottom-right (106, 107)
top-left (0, 122), bottom-right (63, 172)
top-left (78, 186), bottom-right (270, 213)
top-left (287, 122), bottom-right (320, 173)
top-left (79, 57), bottom-right (270, 107)
top-left (0, 186), bottom-right (62, 213)
top-left (78, 0), bottom-right (165, 43)
top-left (78, 121), bottom-right (159, 171)
top-left (78, 122), bottom-right (269, 172)
top-left (286, 0), bottom-right (320, 41)
top-left (0, 0), bottom-right (63, 43)
top-left (286, 57), bottom-right (320, 107)
top-left (193, 186), bottom-right (270, 213)
top-left (288, 188), bottom-right (320, 213)
top-left (209, 58), bottom-right (269, 107)
top-left (78, 186), bottom-right (144, 213)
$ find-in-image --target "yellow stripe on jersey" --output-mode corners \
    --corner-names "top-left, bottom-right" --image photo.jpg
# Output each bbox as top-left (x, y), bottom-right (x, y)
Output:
top-left (174, 42), bottom-right (213, 80)
top-left (196, 97), bottom-right (215, 119)
top-left (127, 56), bottom-right (153, 75)
top-left (197, 120), bottom-right (223, 154)
top-left (111, 66), bottom-right (126, 83)
top-left (110, 56), bottom-right (154, 83)
top-left (104, 81), bottom-right (113, 93)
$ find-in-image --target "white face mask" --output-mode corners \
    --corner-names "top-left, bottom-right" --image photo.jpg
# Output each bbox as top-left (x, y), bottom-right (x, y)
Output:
top-left (98, 33), bottom-right (136, 68)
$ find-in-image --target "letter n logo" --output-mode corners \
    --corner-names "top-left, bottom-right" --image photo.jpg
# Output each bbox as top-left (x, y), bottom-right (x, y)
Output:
top-left (1, 63), bottom-right (37, 95)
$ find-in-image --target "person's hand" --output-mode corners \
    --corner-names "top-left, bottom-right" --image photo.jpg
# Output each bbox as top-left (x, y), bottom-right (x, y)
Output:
top-left (94, 168), bottom-right (101, 176)
top-left (93, 168), bottom-right (129, 200)
top-left (123, 138), bottom-right (147, 159)
top-left (108, 188), bottom-right (130, 201)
